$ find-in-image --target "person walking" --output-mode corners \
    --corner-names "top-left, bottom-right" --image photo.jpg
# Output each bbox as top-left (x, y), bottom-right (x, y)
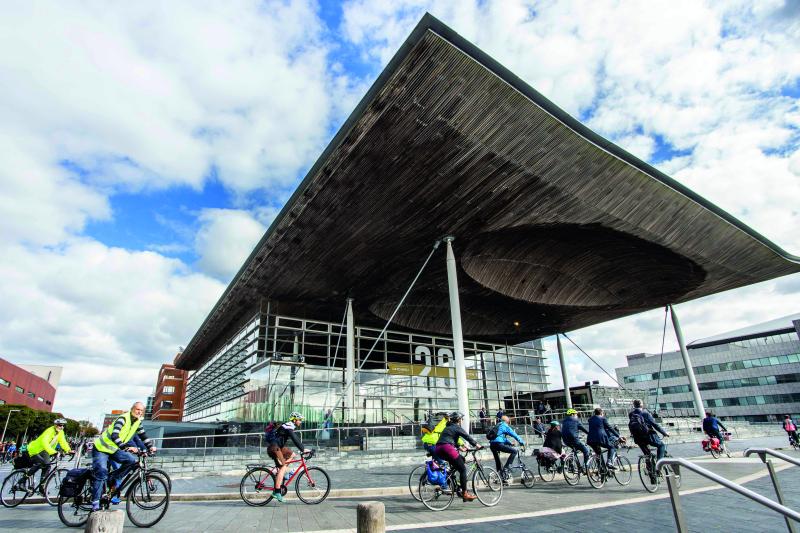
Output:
top-left (783, 414), bottom-right (798, 446)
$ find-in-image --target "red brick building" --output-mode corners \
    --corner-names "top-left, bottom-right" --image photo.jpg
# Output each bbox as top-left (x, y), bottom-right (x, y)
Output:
top-left (151, 363), bottom-right (187, 421)
top-left (0, 357), bottom-right (58, 411)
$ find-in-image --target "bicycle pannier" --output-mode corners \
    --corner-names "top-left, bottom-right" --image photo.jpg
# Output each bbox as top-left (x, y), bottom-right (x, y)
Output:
top-left (59, 468), bottom-right (91, 498)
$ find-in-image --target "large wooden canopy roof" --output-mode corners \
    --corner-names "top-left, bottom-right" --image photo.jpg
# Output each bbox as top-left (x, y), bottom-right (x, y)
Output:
top-left (176, 14), bottom-right (800, 370)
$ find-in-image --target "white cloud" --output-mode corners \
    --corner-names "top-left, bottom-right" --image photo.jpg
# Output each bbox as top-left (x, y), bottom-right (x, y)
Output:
top-left (194, 208), bottom-right (269, 280)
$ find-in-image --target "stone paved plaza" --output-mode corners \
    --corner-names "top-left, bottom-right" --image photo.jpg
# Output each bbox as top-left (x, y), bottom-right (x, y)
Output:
top-left (0, 435), bottom-right (797, 532)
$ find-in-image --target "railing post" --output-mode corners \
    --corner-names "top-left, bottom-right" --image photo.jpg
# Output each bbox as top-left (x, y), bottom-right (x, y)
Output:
top-left (666, 473), bottom-right (687, 532)
top-left (766, 459), bottom-right (797, 533)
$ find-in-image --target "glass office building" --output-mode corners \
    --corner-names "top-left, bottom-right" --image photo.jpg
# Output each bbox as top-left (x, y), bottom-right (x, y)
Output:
top-left (183, 311), bottom-right (548, 425)
top-left (615, 313), bottom-right (800, 422)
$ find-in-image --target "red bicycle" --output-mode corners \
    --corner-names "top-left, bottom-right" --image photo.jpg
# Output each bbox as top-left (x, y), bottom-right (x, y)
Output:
top-left (239, 450), bottom-right (330, 505)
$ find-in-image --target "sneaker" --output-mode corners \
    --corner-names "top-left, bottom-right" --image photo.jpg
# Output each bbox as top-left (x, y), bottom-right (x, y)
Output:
top-left (462, 491), bottom-right (477, 502)
top-left (272, 491), bottom-right (284, 503)
top-left (91, 501), bottom-right (100, 512)
top-left (110, 496), bottom-right (121, 505)
top-left (607, 463), bottom-right (617, 471)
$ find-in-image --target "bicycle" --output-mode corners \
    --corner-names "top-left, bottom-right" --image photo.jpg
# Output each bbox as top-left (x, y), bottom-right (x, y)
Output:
top-left (562, 446), bottom-right (584, 486)
top-left (536, 450), bottom-right (563, 482)
top-left (498, 445), bottom-right (535, 488)
top-left (638, 450), bottom-right (681, 493)
top-left (1, 452), bottom-right (70, 507)
top-left (240, 450), bottom-right (330, 506)
top-left (584, 447), bottom-right (632, 489)
top-left (57, 450), bottom-right (170, 528)
top-left (418, 447), bottom-right (503, 511)
top-left (702, 433), bottom-right (731, 459)
top-left (788, 433), bottom-right (800, 450)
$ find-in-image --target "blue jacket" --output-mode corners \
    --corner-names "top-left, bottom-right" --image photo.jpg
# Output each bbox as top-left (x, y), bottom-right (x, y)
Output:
top-left (587, 415), bottom-right (620, 446)
top-left (630, 408), bottom-right (668, 444)
top-left (702, 416), bottom-right (726, 433)
top-left (491, 421), bottom-right (524, 445)
top-left (560, 416), bottom-right (588, 445)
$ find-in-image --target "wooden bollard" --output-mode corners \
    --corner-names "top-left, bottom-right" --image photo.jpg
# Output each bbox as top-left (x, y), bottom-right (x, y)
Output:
top-left (357, 501), bottom-right (385, 533)
top-left (84, 510), bottom-right (124, 533)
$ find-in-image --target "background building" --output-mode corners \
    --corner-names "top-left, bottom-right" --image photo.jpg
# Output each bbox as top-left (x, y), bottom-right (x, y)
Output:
top-left (151, 363), bottom-right (188, 421)
top-left (101, 409), bottom-right (126, 431)
top-left (0, 357), bottom-right (58, 410)
top-left (616, 313), bottom-right (800, 422)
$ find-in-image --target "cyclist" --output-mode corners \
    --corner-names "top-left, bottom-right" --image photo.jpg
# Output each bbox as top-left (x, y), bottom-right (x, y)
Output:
top-left (266, 412), bottom-right (311, 503)
top-left (420, 412), bottom-right (449, 457)
top-left (783, 414), bottom-right (798, 446)
top-left (702, 411), bottom-right (728, 448)
top-left (488, 414), bottom-right (525, 484)
top-left (587, 407), bottom-right (620, 470)
top-left (26, 418), bottom-right (71, 494)
top-left (543, 420), bottom-right (563, 454)
top-left (433, 412), bottom-right (481, 502)
top-left (561, 408), bottom-right (590, 472)
top-left (91, 402), bottom-right (156, 512)
top-left (629, 399), bottom-right (669, 461)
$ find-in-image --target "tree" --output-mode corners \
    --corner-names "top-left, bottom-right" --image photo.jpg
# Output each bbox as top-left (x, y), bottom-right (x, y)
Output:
top-left (0, 405), bottom-right (90, 442)
top-left (78, 420), bottom-right (99, 437)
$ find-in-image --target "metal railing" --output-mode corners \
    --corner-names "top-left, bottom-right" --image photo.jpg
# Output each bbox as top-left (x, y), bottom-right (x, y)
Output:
top-left (657, 455), bottom-right (800, 532)
top-left (745, 448), bottom-right (800, 533)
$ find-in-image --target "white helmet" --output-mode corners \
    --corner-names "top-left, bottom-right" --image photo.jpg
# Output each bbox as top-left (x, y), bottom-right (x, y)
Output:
top-left (289, 412), bottom-right (304, 421)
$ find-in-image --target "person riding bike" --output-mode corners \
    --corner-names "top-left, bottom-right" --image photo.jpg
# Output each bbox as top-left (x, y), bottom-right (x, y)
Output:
top-left (561, 409), bottom-right (591, 472)
top-left (26, 418), bottom-right (71, 494)
top-left (433, 412), bottom-right (481, 502)
top-left (265, 412), bottom-right (311, 503)
top-left (629, 399), bottom-right (669, 461)
top-left (783, 414), bottom-right (799, 446)
top-left (91, 402), bottom-right (156, 512)
top-left (420, 412), bottom-right (449, 460)
top-left (488, 415), bottom-right (525, 484)
top-left (587, 407), bottom-right (620, 470)
top-left (702, 411), bottom-right (728, 448)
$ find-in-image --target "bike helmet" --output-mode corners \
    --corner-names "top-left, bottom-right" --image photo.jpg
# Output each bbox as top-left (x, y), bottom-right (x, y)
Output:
top-left (288, 412), bottom-right (304, 421)
top-left (449, 411), bottom-right (464, 421)
top-left (566, 408), bottom-right (577, 416)
top-left (550, 420), bottom-right (560, 426)
top-left (54, 418), bottom-right (67, 426)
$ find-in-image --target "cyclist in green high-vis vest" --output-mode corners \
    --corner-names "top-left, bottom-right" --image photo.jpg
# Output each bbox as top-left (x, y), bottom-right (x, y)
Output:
top-left (91, 402), bottom-right (156, 511)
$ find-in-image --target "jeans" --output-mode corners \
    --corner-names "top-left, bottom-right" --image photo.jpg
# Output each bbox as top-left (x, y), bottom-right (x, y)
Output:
top-left (566, 440), bottom-right (591, 466)
top-left (489, 442), bottom-right (518, 472)
top-left (92, 448), bottom-right (136, 503)
top-left (589, 442), bottom-right (617, 465)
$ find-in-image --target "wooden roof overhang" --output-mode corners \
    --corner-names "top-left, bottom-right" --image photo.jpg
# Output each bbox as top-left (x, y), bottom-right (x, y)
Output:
top-left (175, 14), bottom-right (800, 370)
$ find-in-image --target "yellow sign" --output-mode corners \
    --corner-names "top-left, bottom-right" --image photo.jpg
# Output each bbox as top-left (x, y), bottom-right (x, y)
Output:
top-left (388, 362), bottom-right (479, 380)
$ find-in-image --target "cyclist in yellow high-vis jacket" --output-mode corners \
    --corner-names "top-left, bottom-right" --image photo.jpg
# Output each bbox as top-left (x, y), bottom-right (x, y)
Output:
top-left (91, 402), bottom-right (156, 511)
top-left (27, 418), bottom-right (71, 492)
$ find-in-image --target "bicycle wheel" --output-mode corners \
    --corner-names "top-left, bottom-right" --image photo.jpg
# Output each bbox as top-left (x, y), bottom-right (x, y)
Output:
top-left (408, 464), bottom-right (426, 501)
top-left (57, 482), bottom-right (93, 528)
top-left (563, 455), bottom-right (581, 486)
top-left (724, 444), bottom-right (731, 458)
top-left (147, 468), bottom-right (172, 492)
top-left (538, 460), bottom-right (556, 482)
top-left (1, 469), bottom-right (29, 508)
top-left (613, 456), bottom-right (632, 486)
top-left (240, 467), bottom-right (275, 507)
top-left (44, 468), bottom-right (69, 506)
top-left (472, 466), bottom-right (503, 507)
top-left (521, 467), bottom-right (536, 488)
top-left (126, 473), bottom-right (170, 528)
top-left (710, 446), bottom-right (720, 459)
top-left (585, 456), bottom-right (605, 489)
top-left (295, 466), bottom-right (331, 504)
top-left (638, 456), bottom-right (659, 493)
top-left (419, 476), bottom-right (455, 511)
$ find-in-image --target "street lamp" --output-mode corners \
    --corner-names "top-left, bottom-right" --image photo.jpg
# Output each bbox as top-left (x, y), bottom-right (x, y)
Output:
top-left (1, 409), bottom-right (21, 443)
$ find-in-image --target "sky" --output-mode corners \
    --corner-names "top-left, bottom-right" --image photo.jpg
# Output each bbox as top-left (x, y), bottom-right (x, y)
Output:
top-left (0, 0), bottom-right (799, 427)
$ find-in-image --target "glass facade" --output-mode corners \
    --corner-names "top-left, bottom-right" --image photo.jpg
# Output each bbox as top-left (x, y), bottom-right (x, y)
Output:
top-left (184, 311), bottom-right (549, 425)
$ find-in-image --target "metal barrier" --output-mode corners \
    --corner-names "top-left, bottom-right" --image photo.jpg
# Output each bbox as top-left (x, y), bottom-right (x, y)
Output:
top-left (744, 448), bottom-right (800, 533)
top-left (657, 456), bottom-right (800, 532)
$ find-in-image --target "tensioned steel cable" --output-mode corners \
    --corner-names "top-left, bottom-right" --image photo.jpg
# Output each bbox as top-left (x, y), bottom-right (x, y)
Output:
top-left (652, 306), bottom-right (670, 415)
top-left (328, 239), bottom-right (442, 417)
top-left (561, 332), bottom-right (634, 393)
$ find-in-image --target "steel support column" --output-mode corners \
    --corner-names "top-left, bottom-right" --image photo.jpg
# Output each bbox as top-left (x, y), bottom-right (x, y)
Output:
top-left (556, 334), bottom-right (572, 409)
top-left (345, 298), bottom-right (356, 422)
top-left (444, 237), bottom-right (470, 430)
top-left (669, 304), bottom-right (706, 421)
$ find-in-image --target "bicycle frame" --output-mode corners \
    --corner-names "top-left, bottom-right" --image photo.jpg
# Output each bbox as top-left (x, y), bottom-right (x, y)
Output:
top-left (255, 454), bottom-right (314, 491)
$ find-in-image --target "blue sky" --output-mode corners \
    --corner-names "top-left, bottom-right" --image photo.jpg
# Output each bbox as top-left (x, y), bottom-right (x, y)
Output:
top-left (0, 0), bottom-right (799, 424)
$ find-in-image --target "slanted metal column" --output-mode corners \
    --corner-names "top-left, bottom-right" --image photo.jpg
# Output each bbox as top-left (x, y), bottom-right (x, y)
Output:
top-left (669, 304), bottom-right (705, 420)
top-left (556, 334), bottom-right (572, 409)
top-left (345, 298), bottom-right (356, 422)
top-left (444, 237), bottom-right (470, 430)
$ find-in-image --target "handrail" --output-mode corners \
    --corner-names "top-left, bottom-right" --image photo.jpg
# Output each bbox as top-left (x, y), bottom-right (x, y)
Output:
top-left (744, 447), bottom-right (800, 468)
top-left (656, 457), bottom-right (800, 523)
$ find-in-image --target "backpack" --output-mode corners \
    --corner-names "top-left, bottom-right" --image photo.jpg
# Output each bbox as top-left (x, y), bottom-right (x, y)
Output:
top-left (421, 417), bottom-right (447, 445)
top-left (628, 410), bottom-right (650, 438)
top-left (59, 468), bottom-right (91, 498)
top-left (787, 421), bottom-right (796, 432)
top-left (264, 422), bottom-right (279, 445)
top-left (486, 423), bottom-right (501, 441)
